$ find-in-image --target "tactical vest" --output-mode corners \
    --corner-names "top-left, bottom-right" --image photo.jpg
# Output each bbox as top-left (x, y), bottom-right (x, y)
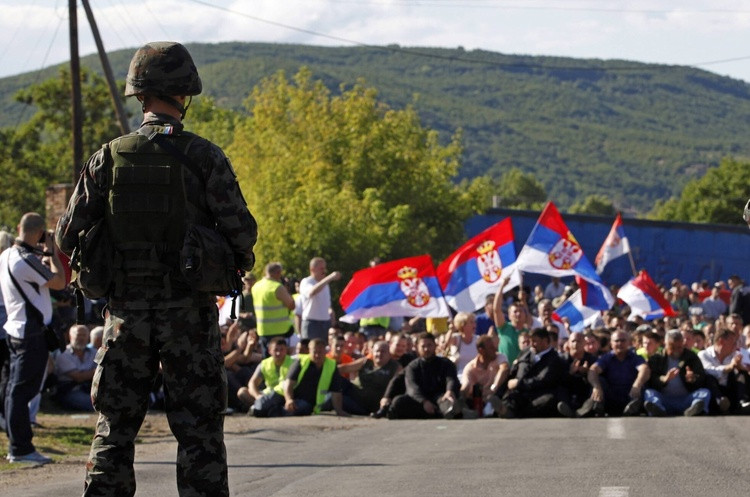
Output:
top-left (106, 125), bottom-right (198, 297)
top-left (252, 278), bottom-right (292, 337)
top-left (274, 355), bottom-right (336, 414)
top-left (259, 355), bottom-right (293, 395)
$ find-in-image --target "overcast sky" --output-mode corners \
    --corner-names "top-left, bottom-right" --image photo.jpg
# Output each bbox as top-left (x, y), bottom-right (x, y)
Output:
top-left (2, 0), bottom-right (750, 82)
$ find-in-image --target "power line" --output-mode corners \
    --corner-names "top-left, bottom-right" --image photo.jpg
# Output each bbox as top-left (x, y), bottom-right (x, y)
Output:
top-left (324, 0), bottom-right (750, 14)
top-left (15, 14), bottom-right (66, 128)
top-left (182, 0), bottom-right (748, 73)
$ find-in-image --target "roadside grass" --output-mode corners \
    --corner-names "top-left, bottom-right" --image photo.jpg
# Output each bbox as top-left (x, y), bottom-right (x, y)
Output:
top-left (0, 413), bottom-right (95, 470)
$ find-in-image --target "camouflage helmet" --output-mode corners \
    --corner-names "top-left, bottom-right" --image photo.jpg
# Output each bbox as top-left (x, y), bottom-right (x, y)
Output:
top-left (124, 42), bottom-right (202, 97)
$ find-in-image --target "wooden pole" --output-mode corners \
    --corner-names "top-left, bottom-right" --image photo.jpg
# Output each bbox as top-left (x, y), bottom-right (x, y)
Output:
top-left (81, 0), bottom-right (130, 135)
top-left (69, 0), bottom-right (84, 181)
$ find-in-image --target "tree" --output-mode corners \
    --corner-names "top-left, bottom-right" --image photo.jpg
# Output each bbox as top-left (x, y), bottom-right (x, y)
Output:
top-left (649, 157), bottom-right (750, 225)
top-left (0, 67), bottom-right (125, 227)
top-left (225, 68), bottom-right (486, 282)
top-left (494, 167), bottom-right (547, 209)
top-left (568, 194), bottom-right (616, 216)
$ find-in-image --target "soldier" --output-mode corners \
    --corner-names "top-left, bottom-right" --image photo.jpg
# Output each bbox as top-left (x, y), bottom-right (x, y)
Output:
top-left (56, 42), bottom-right (256, 497)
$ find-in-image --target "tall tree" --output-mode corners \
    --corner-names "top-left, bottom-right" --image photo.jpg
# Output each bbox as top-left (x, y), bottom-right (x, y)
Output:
top-left (0, 67), bottom-right (125, 227)
top-left (494, 167), bottom-right (547, 209)
top-left (226, 68), bottom-right (486, 280)
top-left (650, 157), bottom-right (750, 225)
top-left (568, 194), bottom-right (616, 216)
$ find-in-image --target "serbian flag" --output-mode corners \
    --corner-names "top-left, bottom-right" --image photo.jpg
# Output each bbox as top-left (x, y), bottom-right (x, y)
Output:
top-left (595, 213), bottom-right (630, 274)
top-left (339, 255), bottom-right (450, 323)
top-left (552, 277), bottom-right (614, 332)
top-left (436, 218), bottom-right (522, 312)
top-left (617, 270), bottom-right (676, 320)
top-left (514, 202), bottom-right (602, 284)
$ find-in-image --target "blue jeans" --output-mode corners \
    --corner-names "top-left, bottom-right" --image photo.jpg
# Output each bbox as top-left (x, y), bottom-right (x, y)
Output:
top-left (5, 331), bottom-right (48, 456)
top-left (54, 382), bottom-right (94, 412)
top-left (644, 387), bottom-right (711, 415)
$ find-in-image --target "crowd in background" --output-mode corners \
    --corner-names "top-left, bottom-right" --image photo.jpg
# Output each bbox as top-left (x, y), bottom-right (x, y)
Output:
top-left (2, 223), bottom-right (750, 424)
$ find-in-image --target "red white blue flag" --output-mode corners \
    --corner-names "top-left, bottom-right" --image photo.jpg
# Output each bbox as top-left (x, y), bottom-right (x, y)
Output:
top-left (339, 255), bottom-right (450, 322)
top-left (436, 218), bottom-right (521, 312)
top-left (552, 277), bottom-right (614, 331)
top-left (514, 202), bottom-right (602, 285)
top-left (617, 270), bottom-right (676, 320)
top-left (595, 213), bottom-right (631, 274)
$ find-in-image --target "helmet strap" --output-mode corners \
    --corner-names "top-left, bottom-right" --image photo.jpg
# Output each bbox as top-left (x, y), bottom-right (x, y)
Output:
top-left (158, 95), bottom-right (187, 120)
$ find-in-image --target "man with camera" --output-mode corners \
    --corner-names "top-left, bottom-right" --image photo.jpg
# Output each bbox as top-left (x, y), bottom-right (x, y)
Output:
top-left (0, 212), bottom-right (67, 464)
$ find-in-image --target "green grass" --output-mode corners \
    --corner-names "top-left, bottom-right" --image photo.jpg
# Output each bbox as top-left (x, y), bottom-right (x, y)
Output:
top-left (0, 414), bottom-right (95, 470)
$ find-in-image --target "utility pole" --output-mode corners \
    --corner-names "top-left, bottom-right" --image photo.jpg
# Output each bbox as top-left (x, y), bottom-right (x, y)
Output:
top-left (69, 0), bottom-right (84, 181)
top-left (81, 0), bottom-right (130, 135)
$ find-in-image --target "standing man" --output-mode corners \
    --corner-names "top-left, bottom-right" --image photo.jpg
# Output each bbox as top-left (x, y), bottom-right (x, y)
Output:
top-left (493, 276), bottom-right (532, 365)
top-left (252, 262), bottom-right (295, 357)
top-left (299, 257), bottom-right (340, 341)
top-left (0, 212), bottom-right (66, 464)
top-left (56, 42), bottom-right (256, 497)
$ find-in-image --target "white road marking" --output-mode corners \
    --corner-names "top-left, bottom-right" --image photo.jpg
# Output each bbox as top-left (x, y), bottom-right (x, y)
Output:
top-left (599, 486), bottom-right (629, 497)
top-left (607, 418), bottom-right (625, 439)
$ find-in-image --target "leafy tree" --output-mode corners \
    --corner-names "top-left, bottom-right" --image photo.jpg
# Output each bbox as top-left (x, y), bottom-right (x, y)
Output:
top-left (0, 67), bottom-right (125, 227)
top-left (568, 194), bottom-right (616, 216)
top-left (494, 167), bottom-right (547, 209)
top-left (649, 157), bottom-right (750, 225)
top-left (226, 68), bottom-right (485, 282)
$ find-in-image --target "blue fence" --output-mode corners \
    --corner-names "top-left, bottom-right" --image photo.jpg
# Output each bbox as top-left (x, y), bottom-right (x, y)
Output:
top-left (466, 208), bottom-right (750, 289)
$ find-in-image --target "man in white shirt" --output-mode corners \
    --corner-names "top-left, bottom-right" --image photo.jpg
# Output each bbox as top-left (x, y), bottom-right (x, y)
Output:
top-left (0, 212), bottom-right (66, 465)
top-left (698, 327), bottom-right (750, 414)
top-left (543, 277), bottom-right (565, 301)
top-left (299, 257), bottom-right (340, 341)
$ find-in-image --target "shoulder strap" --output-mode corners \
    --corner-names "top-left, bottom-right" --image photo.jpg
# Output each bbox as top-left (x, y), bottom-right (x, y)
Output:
top-left (6, 255), bottom-right (32, 305)
top-left (136, 128), bottom-right (204, 185)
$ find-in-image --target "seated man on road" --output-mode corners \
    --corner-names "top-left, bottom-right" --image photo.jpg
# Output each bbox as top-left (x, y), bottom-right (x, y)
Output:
top-left (582, 330), bottom-right (649, 417)
top-left (242, 337), bottom-right (293, 416)
top-left (557, 331), bottom-right (597, 417)
top-left (388, 332), bottom-right (462, 419)
top-left (698, 328), bottom-right (750, 414)
top-left (348, 340), bottom-right (402, 415)
top-left (282, 338), bottom-right (347, 416)
top-left (644, 329), bottom-right (710, 416)
top-left (490, 328), bottom-right (565, 418)
top-left (53, 324), bottom-right (96, 411)
top-left (460, 335), bottom-right (509, 417)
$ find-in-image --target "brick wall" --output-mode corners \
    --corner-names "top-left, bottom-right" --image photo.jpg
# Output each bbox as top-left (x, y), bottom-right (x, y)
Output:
top-left (46, 183), bottom-right (75, 231)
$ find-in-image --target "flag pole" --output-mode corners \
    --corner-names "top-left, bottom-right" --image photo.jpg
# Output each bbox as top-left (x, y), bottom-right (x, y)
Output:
top-left (627, 251), bottom-right (637, 277)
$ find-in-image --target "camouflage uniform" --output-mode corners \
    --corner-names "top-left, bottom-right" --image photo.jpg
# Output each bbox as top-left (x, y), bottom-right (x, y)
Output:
top-left (56, 44), bottom-right (256, 497)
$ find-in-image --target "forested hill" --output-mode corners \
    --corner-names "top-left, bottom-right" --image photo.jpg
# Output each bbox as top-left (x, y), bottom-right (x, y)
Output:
top-left (2, 42), bottom-right (750, 214)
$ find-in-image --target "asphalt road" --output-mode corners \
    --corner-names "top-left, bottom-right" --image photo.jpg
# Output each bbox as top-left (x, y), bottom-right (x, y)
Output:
top-left (7, 415), bottom-right (750, 497)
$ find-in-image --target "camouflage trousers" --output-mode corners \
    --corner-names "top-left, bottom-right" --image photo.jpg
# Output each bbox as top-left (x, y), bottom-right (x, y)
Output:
top-left (83, 305), bottom-right (228, 497)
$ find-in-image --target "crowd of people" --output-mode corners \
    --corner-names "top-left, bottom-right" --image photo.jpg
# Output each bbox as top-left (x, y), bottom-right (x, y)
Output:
top-left (4, 240), bottom-right (750, 431)
top-left (206, 258), bottom-right (750, 421)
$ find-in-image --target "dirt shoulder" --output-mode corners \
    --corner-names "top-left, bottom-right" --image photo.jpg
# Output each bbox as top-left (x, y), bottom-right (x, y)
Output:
top-left (0, 411), bottom-right (373, 488)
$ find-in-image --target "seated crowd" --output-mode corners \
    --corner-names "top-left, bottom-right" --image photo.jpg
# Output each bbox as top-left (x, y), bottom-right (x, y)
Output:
top-left (14, 274), bottom-right (750, 423)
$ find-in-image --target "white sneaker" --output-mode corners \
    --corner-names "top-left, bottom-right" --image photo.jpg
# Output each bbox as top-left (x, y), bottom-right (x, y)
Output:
top-left (8, 451), bottom-right (52, 465)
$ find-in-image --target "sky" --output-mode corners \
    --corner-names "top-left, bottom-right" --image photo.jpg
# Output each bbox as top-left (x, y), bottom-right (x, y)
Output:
top-left (2, 0), bottom-right (750, 82)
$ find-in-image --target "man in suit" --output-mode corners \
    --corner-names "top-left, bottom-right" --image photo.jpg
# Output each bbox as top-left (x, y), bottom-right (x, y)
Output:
top-left (491, 327), bottom-right (565, 418)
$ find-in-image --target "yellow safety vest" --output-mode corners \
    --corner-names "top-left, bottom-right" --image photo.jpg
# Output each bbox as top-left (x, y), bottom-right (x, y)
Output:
top-left (260, 355), bottom-right (294, 395)
top-left (252, 278), bottom-right (292, 337)
top-left (275, 355), bottom-right (336, 414)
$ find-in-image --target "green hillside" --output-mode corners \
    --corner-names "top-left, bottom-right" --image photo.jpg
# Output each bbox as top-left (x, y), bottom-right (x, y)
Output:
top-left (2, 42), bottom-right (750, 214)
